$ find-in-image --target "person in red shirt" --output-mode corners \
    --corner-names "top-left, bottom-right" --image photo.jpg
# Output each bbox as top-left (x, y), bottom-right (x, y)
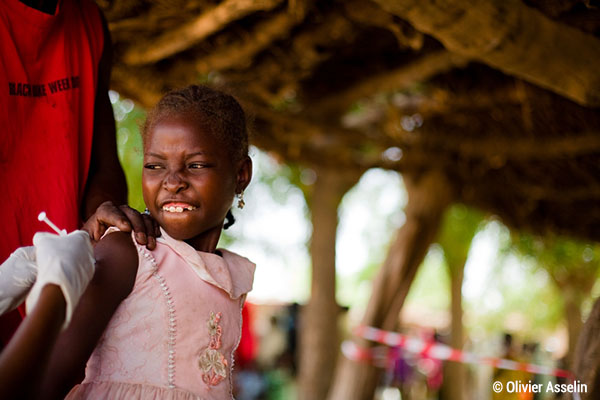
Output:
top-left (0, 0), bottom-right (158, 347)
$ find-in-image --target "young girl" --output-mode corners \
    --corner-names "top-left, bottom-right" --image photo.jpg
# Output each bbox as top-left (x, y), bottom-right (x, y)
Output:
top-left (40, 85), bottom-right (255, 399)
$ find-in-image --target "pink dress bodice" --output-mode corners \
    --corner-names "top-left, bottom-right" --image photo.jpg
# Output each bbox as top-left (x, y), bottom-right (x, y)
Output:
top-left (67, 229), bottom-right (255, 400)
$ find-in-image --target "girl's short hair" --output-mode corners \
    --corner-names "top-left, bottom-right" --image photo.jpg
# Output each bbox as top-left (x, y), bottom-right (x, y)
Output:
top-left (143, 85), bottom-right (249, 162)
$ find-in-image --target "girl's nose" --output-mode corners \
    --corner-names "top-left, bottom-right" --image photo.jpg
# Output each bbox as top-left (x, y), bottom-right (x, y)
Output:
top-left (163, 171), bottom-right (188, 193)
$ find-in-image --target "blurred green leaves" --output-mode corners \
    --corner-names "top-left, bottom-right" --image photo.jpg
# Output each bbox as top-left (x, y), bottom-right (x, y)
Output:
top-left (111, 91), bottom-right (146, 212)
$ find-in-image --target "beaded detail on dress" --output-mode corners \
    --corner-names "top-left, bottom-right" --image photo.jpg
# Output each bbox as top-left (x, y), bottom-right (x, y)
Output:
top-left (140, 246), bottom-right (178, 389)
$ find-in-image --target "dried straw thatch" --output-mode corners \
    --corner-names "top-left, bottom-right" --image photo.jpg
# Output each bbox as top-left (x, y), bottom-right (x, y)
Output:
top-left (100, 0), bottom-right (600, 242)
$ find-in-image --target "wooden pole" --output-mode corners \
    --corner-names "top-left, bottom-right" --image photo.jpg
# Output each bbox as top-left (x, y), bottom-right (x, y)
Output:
top-left (298, 167), bottom-right (361, 400)
top-left (444, 262), bottom-right (466, 400)
top-left (573, 296), bottom-right (600, 399)
top-left (328, 169), bottom-right (453, 400)
top-left (373, 0), bottom-right (600, 107)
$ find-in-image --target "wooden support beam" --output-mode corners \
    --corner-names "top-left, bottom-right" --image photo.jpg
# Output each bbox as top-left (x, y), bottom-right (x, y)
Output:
top-left (193, 11), bottom-right (298, 73)
top-left (122, 0), bottom-right (284, 65)
top-left (169, 0), bottom-right (315, 76)
top-left (373, 0), bottom-right (600, 107)
top-left (299, 167), bottom-right (362, 400)
top-left (328, 169), bottom-right (453, 400)
top-left (574, 297), bottom-right (600, 399)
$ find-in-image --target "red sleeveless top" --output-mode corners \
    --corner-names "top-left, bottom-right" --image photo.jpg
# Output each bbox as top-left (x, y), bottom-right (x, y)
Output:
top-left (0, 0), bottom-right (104, 342)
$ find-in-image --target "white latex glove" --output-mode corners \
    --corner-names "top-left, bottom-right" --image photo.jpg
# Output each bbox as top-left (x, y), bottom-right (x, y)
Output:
top-left (26, 230), bottom-right (95, 329)
top-left (0, 246), bottom-right (37, 315)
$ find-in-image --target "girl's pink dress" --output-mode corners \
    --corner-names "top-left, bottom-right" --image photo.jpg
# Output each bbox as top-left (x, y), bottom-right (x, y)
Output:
top-left (66, 228), bottom-right (255, 400)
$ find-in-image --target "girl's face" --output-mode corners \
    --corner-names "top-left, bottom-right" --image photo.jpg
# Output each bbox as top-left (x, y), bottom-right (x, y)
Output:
top-left (142, 115), bottom-right (251, 251)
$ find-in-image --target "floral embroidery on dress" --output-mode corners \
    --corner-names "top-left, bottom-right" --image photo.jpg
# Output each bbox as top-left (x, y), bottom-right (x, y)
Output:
top-left (198, 312), bottom-right (228, 387)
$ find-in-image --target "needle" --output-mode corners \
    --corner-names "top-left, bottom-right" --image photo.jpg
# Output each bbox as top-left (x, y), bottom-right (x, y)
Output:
top-left (37, 212), bottom-right (67, 236)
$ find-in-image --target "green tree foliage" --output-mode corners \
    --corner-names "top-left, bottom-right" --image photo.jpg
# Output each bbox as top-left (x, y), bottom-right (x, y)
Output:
top-left (111, 92), bottom-right (146, 212)
top-left (464, 222), bottom-right (565, 339)
top-left (506, 234), bottom-right (600, 292)
top-left (437, 204), bottom-right (485, 275)
top-left (503, 232), bottom-right (600, 319)
top-left (503, 232), bottom-right (600, 357)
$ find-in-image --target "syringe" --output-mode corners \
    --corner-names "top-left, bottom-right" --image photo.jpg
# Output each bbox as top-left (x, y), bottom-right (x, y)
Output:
top-left (37, 212), bottom-right (67, 236)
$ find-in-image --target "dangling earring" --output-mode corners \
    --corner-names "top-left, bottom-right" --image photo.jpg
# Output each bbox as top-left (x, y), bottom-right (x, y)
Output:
top-left (236, 191), bottom-right (245, 209)
top-left (144, 208), bottom-right (150, 215)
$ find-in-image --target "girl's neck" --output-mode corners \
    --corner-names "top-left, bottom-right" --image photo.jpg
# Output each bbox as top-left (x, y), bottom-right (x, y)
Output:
top-left (182, 224), bottom-right (223, 254)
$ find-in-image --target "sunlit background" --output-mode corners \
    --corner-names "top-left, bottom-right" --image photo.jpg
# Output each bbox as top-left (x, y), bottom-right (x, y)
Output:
top-left (111, 91), bottom-right (600, 399)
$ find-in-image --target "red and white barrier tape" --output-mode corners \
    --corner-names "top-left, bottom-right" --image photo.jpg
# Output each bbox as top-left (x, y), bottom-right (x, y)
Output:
top-left (342, 340), bottom-right (583, 400)
top-left (341, 341), bottom-right (398, 368)
top-left (347, 325), bottom-right (575, 379)
top-left (343, 326), bottom-right (585, 400)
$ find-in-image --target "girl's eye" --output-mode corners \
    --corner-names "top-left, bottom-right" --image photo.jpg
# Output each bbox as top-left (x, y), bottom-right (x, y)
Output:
top-left (189, 163), bottom-right (208, 169)
top-left (144, 164), bottom-right (163, 170)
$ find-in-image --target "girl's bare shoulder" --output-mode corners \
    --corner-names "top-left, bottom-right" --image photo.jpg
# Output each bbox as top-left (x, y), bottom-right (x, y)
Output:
top-left (38, 231), bottom-right (140, 398)
top-left (93, 230), bottom-right (138, 297)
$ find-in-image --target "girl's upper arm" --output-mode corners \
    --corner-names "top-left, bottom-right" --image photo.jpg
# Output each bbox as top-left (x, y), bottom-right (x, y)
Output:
top-left (39, 231), bottom-right (138, 399)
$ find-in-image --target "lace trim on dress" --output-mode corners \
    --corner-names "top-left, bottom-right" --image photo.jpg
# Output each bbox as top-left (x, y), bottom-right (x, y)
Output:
top-left (139, 246), bottom-right (178, 389)
top-left (198, 312), bottom-right (228, 387)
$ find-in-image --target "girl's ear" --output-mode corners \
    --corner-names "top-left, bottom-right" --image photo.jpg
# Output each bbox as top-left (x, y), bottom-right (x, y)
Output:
top-left (236, 156), bottom-right (252, 193)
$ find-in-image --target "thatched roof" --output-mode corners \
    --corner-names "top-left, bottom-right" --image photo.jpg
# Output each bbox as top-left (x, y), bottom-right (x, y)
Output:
top-left (98, 0), bottom-right (600, 241)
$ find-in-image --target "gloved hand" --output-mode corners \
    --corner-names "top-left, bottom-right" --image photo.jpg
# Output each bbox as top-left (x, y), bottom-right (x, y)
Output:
top-left (26, 230), bottom-right (96, 329)
top-left (0, 246), bottom-right (37, 315)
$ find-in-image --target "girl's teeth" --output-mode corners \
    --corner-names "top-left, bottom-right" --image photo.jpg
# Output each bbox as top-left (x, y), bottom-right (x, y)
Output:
top-left (163, 205), bottom-right (196, 212)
